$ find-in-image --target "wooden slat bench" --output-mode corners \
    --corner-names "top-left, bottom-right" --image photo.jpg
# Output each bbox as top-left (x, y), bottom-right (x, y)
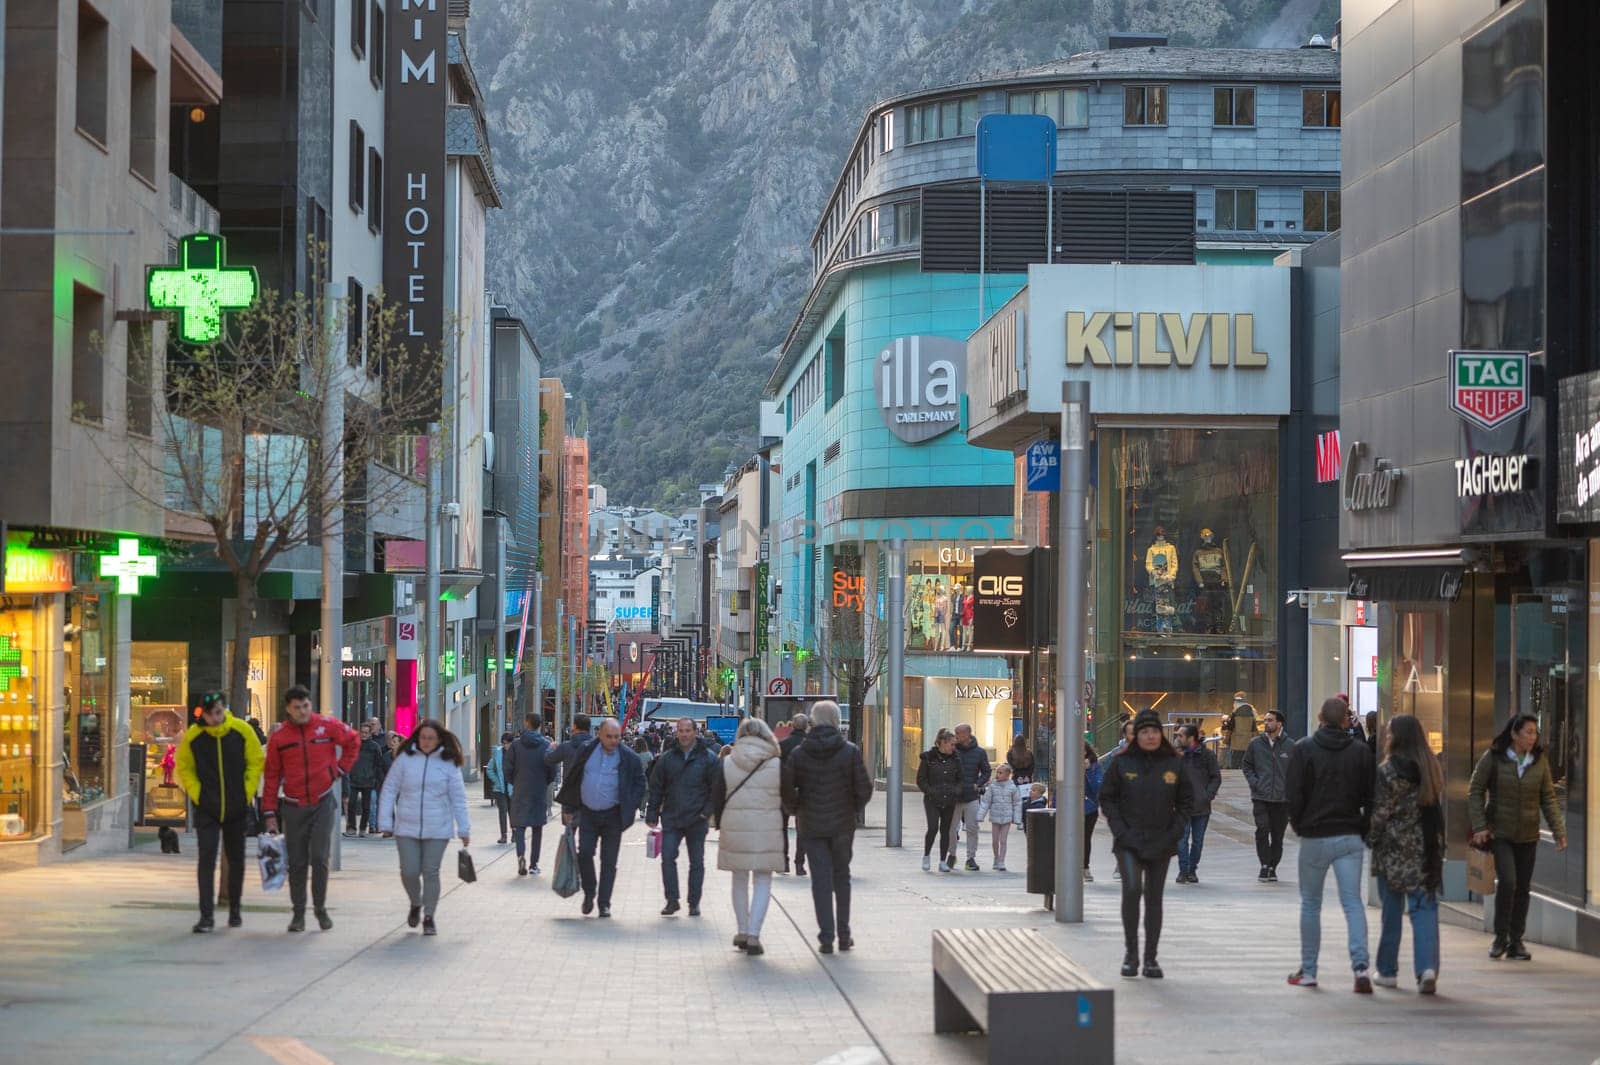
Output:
top-left (932, 928), bottom-right (1113, 1064)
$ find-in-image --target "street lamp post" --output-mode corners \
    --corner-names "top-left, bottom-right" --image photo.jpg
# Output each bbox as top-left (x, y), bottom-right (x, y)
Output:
top-left (885, 539), bottom-right (906, 847)
top-left (1055, 381), bottom-right (1091, 924)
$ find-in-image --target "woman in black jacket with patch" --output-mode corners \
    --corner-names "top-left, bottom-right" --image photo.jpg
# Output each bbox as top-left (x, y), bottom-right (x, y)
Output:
top-left (916, 729), bottom-right (963, 873)
top-left (1098, 708), bottom-right (1192, 980)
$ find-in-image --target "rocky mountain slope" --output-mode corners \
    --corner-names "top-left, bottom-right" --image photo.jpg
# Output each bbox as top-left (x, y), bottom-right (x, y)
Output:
top-left (469, 0), bottom-right (1321, 507)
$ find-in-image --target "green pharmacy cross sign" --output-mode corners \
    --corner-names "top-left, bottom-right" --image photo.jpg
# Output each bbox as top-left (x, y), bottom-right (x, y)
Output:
top-left (99, 538), bottom-right (158, 595)
top-left (146, 233), bottom-right (259, 344)
top-left (0, 635), bottom-right (20, 691)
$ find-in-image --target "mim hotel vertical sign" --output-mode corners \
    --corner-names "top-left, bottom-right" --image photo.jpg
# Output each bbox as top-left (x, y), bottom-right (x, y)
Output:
top-left (386, 0), bottom-right (447, 417)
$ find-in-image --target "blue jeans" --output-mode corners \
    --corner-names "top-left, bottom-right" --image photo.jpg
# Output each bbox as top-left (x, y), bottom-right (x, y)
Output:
top-left (1376, 876), bottom-right (1440, 980)
top-left (660, 819), bottom-right (709, 905)
top-left (512, 823), bottom-right (544, 866)
top-left (1177, 814), bottom-right (1210, 876)
top-left (1297, 834), bottom-right (1369, 978)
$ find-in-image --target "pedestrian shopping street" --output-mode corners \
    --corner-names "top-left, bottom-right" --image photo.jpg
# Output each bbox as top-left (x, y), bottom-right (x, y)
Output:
top-left (2, 774), bottom-right (1597, 1065)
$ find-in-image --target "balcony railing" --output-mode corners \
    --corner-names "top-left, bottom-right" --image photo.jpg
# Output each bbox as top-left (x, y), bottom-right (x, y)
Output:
top-left (167, 174), bottom-right (219, 243)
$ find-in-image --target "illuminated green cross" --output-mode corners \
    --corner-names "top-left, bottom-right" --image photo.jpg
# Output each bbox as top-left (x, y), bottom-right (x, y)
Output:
top-left (0, 635), bottom-right (20, 692)
top-left (146, 233), bottom-right (259, 344)
top-left (99, 538), bottom-right (159, 596)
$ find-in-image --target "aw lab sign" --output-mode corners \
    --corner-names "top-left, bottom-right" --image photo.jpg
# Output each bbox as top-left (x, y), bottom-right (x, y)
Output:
top-left (1450, 351), bottom-right (1528, 430)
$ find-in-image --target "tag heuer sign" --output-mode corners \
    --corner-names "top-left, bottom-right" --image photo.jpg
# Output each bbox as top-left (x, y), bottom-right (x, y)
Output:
top-left (1450, 350), bottom-right (1528, 430)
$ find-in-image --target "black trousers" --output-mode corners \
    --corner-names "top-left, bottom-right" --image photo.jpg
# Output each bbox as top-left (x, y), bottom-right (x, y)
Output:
top-left (577, 805), bottom-right (624, 908)
top-left (1117, 850), bottom-right (1171, 960)
top-left (1492, 838), bottom-right (1538, 941)
top-left (196, 808), bottom-right (246, 920)
top-left (803, 833), bottom-right (855, 943)
top-left (1253, 800), bottom-right (1289, 869)
top-left (345, 786), bottom-right (375, 832)
top-left (1084, 811), bottom-right (1098, 867)
top-left (492, 793), bottom-right (510, 838)
top-left (922, 798), bottom-right (955, 858)
top-left (783, 812), bottom-right (805, 872)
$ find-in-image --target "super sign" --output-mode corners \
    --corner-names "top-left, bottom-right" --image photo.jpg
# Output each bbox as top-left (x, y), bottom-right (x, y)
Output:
top-left (1449, 350), bottom-right (1528, 431)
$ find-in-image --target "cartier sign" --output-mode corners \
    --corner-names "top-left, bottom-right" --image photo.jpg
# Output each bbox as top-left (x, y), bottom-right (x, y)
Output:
top-left (1342, 441), bottom-right (1403, 512)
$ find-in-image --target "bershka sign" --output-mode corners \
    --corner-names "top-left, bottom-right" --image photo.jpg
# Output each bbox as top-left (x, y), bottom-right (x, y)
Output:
top-left (1342, 441), bottom-right (1403, 512)
top-left (385, 0), bottom-right (447, 420)
top-left (1455, 453), bottom-right (1532, 499)
top-left (875, 336), bottom-right (966, 443)
top-left (971, 548), bottom-right (1031, 654)
top-left (1450, 351), bottom-right (1528, 430)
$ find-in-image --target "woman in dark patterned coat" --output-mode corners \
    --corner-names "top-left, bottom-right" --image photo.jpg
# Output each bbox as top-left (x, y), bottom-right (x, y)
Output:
top-left (1368, 714), bottom-right (1445, 994)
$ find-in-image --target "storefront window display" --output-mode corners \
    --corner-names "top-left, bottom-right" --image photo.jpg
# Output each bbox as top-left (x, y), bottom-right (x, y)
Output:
top-left (1094, 427), bottom-right (1278, 735)
top-left (0, 599), bottom-right (46, 841)
top-left (130, 642), bottom-right (190, 826)
top-left (64, 588), bottom-right (111, 809)
top-left (893, 675), bottom-right (1016, 787)
top-left (227, 636), bottom-right (290, 724)
top-left (904, 545), bottom-right (998, 653)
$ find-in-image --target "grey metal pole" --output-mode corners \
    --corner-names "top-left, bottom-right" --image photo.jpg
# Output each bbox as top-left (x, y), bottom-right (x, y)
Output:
top-left (424, 423), bottom-right (442, 719)
top-left (532, 575), bottom-right (543, 723)
top-left (569, 615), bottom-right (578, 724)
top-left (1055, 381), bottom-right (1090, 924)
top-left (885, 539), bottom-right (906, 847)
top-left (320, 353), bottom-right (345, 873)
top-left (554, 599), bottom-right (564, 737)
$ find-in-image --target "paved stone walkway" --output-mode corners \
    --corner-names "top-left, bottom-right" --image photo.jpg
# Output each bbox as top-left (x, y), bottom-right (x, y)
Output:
top-left (3, 775), bottom-right (1599, 1064)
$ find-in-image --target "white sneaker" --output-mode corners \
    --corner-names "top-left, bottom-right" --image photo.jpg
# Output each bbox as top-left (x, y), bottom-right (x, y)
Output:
top-left (1084, 868), bottom-right (1094, 882)
top-left (1418, 969), bottom-right (1437, 995)
top-left (1373, 974), bottom-right (1398, 989)
top-left (921, 855), bottom-right (931, 871)
top-left (938, 859), bottom-right (950, 872)
top-left (994, 863), bottom-right (1006, 872)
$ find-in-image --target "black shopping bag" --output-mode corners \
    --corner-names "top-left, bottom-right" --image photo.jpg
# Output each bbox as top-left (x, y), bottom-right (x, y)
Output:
top-left (457, 847), bottom-right (477, 884)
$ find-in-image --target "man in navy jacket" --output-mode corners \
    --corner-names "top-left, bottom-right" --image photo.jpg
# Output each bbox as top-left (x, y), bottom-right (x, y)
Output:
top-left (554, 718), bottom-right (646, 917)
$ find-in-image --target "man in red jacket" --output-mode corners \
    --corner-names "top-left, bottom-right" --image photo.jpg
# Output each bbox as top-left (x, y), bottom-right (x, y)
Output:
top-left (262, 684), bottom-right (359, 932)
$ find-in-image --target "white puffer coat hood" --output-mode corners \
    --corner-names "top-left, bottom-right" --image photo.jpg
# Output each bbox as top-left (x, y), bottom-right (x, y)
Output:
top-left (716, 733), bottom-right (784, 873)
top-left (377, 748), bottom-right (471, 840)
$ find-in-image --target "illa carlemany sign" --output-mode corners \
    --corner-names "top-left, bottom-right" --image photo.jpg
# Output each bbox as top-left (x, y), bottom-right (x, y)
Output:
top-left (1450, 350), bottom-right (1528, 430)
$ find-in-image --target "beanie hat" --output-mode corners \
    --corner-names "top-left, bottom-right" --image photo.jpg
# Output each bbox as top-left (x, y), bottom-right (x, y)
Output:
top-left (1132, 708), bottom-right (1162, 735)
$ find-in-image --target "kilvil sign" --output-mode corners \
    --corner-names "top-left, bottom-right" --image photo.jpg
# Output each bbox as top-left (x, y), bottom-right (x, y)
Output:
top-left (1449, 350), bottom-right (1528, 430)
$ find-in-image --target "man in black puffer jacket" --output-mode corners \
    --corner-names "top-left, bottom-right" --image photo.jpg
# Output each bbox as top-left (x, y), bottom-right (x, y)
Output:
top-left (781, 701), bottom-right (871, 953)
top-left (778, 714), bottom-right (810, 875)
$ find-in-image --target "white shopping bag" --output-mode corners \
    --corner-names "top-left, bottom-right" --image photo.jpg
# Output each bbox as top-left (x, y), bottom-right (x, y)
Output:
top-left (257, 832), bottom-right (287, 892)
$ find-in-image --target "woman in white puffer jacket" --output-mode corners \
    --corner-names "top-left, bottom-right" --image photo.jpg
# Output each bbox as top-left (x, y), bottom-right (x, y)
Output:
top-left (711, 718), bottom-right (784, 956)
top-left (377, 719), bottom-right (471, 935)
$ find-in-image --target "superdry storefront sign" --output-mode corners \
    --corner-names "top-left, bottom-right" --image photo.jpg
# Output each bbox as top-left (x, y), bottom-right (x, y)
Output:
top-left (875, 336), bottom-right (966, 443)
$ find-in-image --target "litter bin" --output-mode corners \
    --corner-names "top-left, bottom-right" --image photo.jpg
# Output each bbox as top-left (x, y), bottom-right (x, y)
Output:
top-left (1026, 808), bottom-right (1056, 906)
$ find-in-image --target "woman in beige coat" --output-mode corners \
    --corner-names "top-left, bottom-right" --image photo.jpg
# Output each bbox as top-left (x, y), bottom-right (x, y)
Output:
top-left (711, 718), bottom-right (784, 956)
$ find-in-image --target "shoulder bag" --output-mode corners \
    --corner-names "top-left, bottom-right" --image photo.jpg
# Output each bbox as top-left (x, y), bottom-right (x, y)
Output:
top-left (714, 755), bottom-right (773, 828)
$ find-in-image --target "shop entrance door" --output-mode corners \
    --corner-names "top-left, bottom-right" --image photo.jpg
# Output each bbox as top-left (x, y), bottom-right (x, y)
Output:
top-left (1509, 589), bottom-right (1583, 902)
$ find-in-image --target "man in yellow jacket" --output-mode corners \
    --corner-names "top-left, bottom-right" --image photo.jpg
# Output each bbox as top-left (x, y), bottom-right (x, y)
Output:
top-left (176, 691), bottom-right (264, 933)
